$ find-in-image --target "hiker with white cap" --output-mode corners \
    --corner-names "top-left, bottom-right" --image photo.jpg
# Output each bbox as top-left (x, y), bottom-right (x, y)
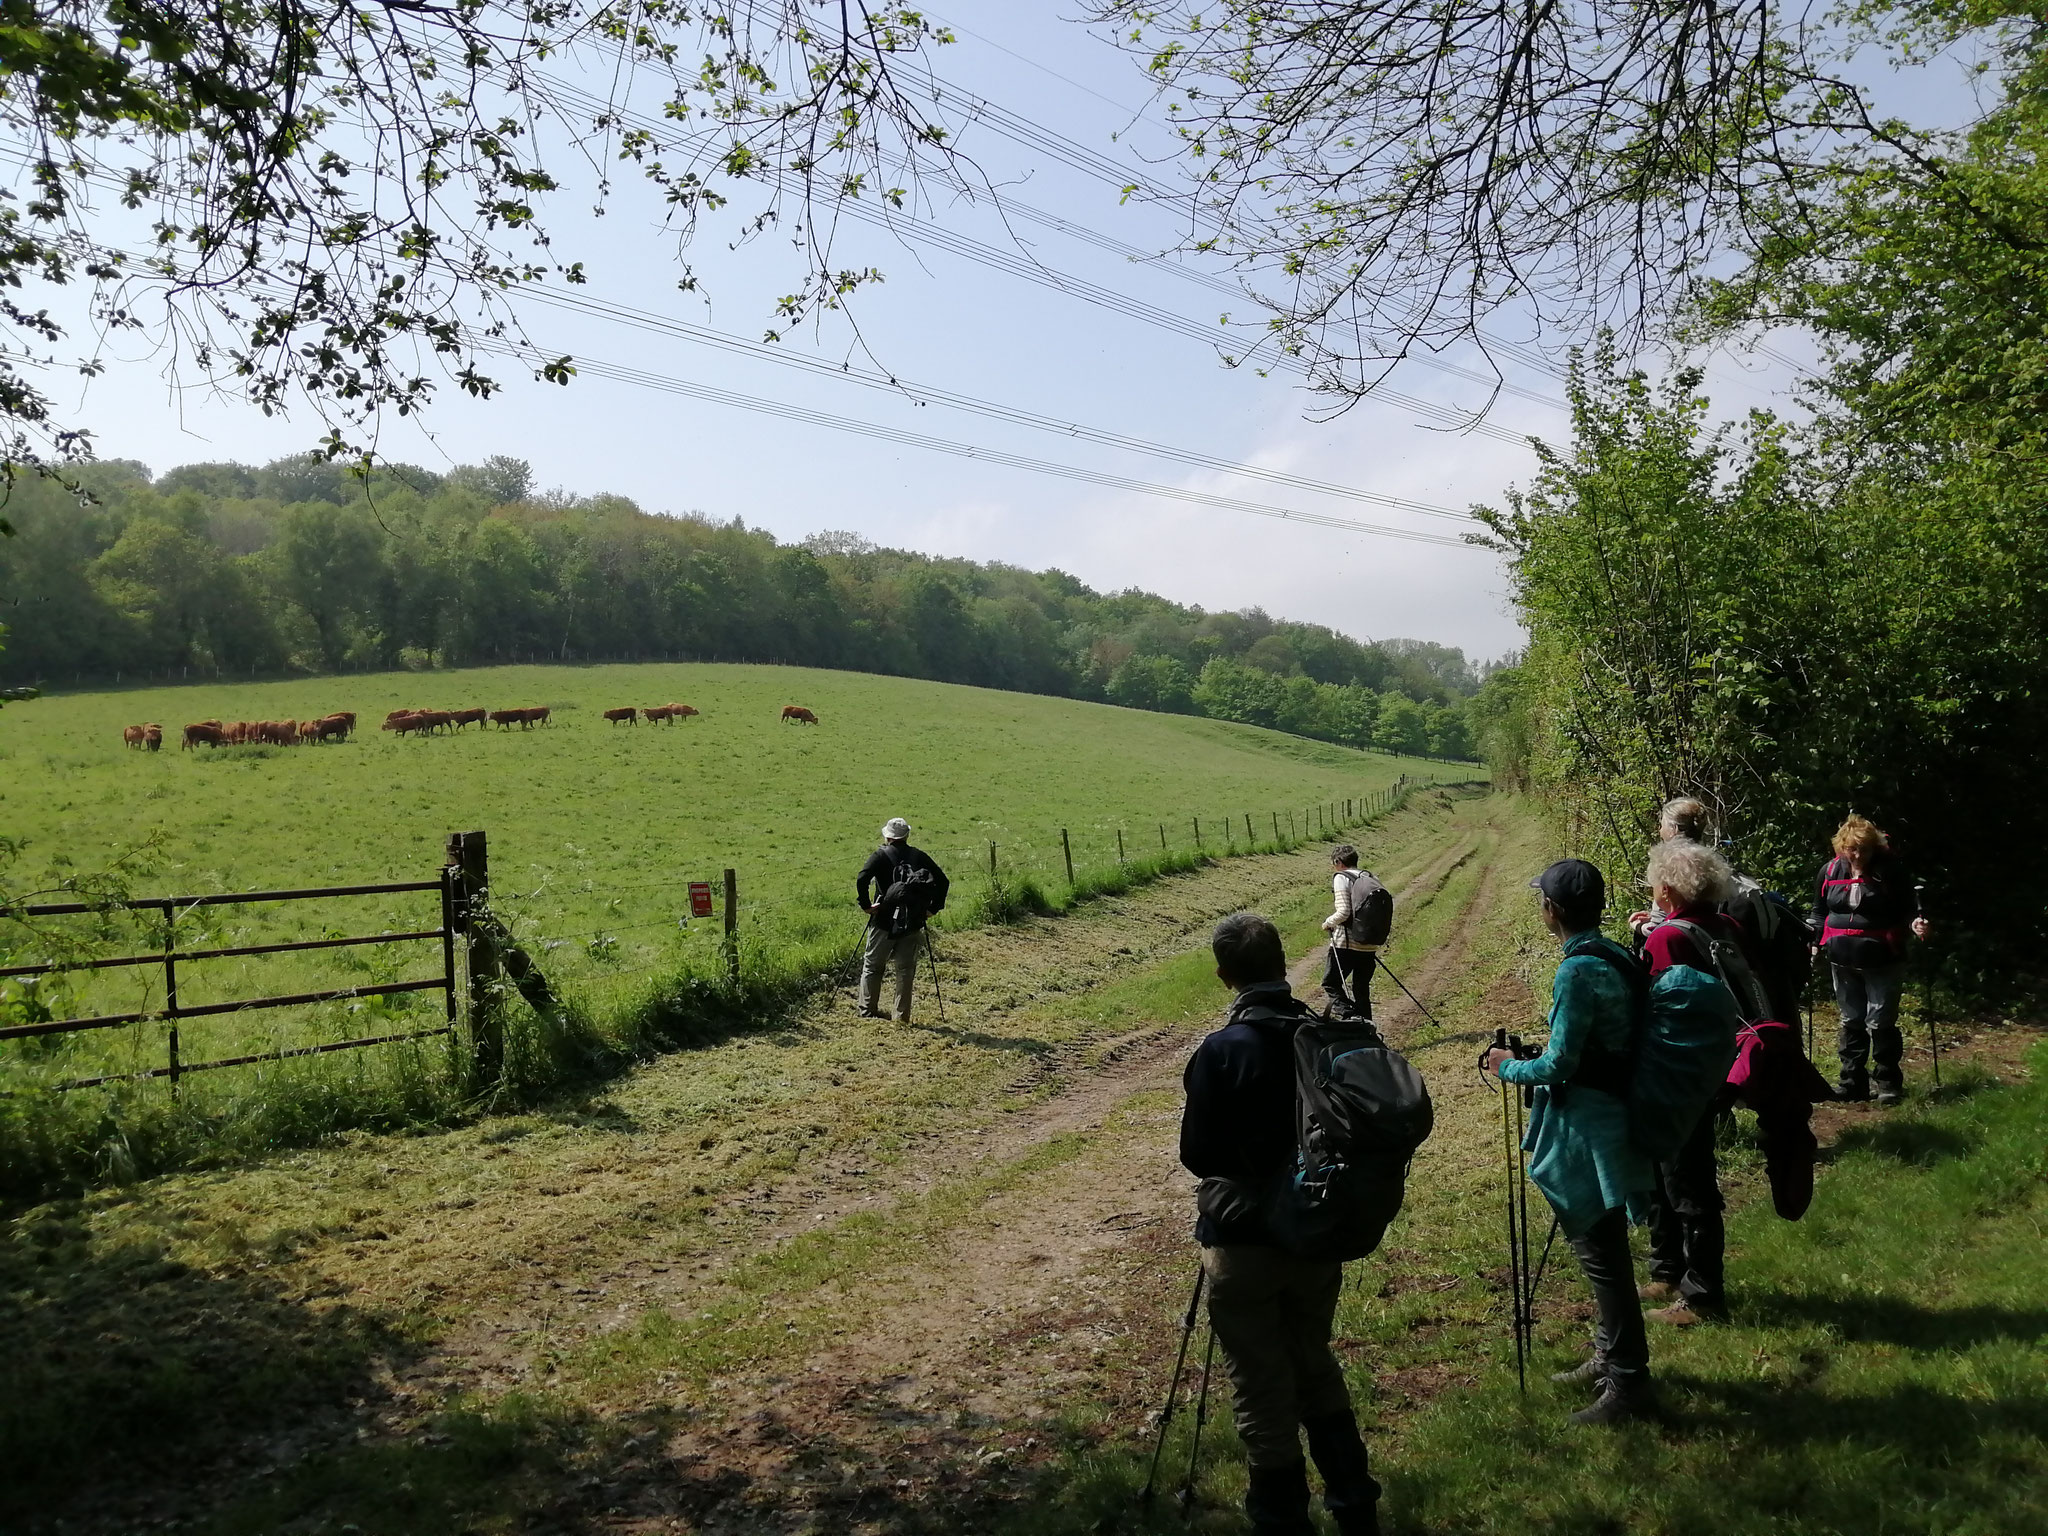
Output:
top-left (854, 818), bottom-right (950, 1021)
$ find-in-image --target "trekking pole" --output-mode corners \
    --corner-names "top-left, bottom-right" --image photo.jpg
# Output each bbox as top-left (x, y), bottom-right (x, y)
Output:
top-left (1177, 1326), bottom-right (1218, 1515)
top-left (1488, 1028), bottom-right (1528, 1393)
top-left (922, 928), bottom-right (947, 1024)
top-left (1139, 1266), bottom-right (1206, 1510)
top-left (1917, 884), bottom-right (1940, 1089)
top-left (1510, 1033), bottom-right (1536, 1379)
top-left (1377, 958), bottom-right (1442, 1029)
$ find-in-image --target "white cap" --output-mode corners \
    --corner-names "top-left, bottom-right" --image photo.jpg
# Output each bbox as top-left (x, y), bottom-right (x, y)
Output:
top-left (882, 817), bottom-right (910, 841)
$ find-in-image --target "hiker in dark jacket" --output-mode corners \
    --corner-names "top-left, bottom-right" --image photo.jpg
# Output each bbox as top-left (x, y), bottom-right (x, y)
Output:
top-left (854, 818), bottom-right (949, 1022)
top-left (1484, 859), bottom-right (1657, 1425)
top-left (1812, 814), bottom-right (1928, 1104)
top-left (1181, 913), bottom-right (1379, 1536)
top-left (1637, 837), bottom-right (1745, 1329)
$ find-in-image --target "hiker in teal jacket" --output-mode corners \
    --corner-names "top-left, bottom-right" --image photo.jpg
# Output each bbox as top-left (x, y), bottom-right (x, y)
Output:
top-left (1484, 859), bottom-right (1657, 1425)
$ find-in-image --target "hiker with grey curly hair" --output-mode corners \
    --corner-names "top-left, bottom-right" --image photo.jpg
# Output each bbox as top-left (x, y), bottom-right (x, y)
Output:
top-left (1637, 835), bottom-right (1745, 1329)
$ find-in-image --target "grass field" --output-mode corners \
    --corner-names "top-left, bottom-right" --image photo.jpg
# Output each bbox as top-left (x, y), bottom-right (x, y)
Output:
top-left (0, 662), bottom-right (1471, 1188)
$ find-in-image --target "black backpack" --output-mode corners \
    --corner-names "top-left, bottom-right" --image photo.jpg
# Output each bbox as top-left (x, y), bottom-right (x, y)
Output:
top-left (1336, 869), bottom-right (1394, 948)
top-left (1264, 1012), bottom-right (1434, 1262)
top-left (1722, 876), bottom-right (1813, 1020)
top-left (878, 848), bottom-right (947, 937)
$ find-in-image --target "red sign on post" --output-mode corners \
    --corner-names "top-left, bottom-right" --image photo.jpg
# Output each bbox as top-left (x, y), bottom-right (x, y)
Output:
top-left (687, 881), bottom-right (714, 919)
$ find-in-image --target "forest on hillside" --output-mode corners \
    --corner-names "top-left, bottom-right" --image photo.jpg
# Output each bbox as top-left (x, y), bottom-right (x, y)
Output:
top-left (0, 456), bottom-right (1482, 759)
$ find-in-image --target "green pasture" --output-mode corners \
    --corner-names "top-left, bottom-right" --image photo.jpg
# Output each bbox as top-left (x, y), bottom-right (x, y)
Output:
top-left (0, 662), bottom-right (1468, 1134)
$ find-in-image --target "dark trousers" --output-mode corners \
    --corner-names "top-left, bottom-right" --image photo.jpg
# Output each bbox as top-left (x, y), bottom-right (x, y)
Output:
top-left (1568, 1210), bottom-right (1648, 1386)
top-left (1833, 960), bottom-right (1905, 1090)
top-left (1321, 947), bottom-right (1375, 1017)
top-left (1646, 1111), bottom-right (1726, 1313)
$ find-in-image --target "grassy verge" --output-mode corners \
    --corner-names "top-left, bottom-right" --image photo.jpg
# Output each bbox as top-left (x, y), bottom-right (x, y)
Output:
top-left (0, 785), bottom-right (1472, 1207)
top-left (990, 830), bottom-right (2048, 1535)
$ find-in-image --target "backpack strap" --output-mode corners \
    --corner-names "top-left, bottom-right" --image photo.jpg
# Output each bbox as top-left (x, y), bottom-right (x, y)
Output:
top-left (1562, 942), bottom-right (1646, 1098)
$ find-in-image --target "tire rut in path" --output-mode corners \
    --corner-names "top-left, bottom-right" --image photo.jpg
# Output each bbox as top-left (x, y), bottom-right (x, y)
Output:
top-left (651, 800), bottom-right (1521, 1533)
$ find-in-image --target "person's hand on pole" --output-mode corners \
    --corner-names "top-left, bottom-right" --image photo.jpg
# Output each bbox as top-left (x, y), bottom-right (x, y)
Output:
top-left (1481, 1046), bottom-right (1516, 1077)
top-left (1911, 916), bottom-right (1931, 940)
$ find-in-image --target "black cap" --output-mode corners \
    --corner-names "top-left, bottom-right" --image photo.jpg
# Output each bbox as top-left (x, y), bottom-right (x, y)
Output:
top-left (1530, 858), bottom-right (1605, 913)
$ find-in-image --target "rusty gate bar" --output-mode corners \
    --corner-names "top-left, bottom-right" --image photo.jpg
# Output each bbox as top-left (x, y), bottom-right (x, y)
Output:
top-left (0, 927), bottom-right (449, 979)
top-left (51, 1025), bottom-right (456, 1093)
top-left (0, 878), bottom-right (443, 920)
top-left (0, 977), bottom-right (452, 1041)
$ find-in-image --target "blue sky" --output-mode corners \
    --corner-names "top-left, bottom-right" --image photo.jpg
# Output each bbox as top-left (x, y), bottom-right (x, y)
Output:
top-left (40, 5), bottom-right (1990, 664)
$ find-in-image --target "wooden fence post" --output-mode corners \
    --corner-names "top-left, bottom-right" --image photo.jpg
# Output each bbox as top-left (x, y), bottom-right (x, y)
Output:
top-left (446, 829), bottom-right (501, 1085)
top-left (1117, 828), bottom-right (1126, 864)
top-left (1245, 813), bottom-right (1254, 846)
top-left (723, 867), bottom-right (740, 985)
top-left (989, 840), bottom-right (997, 881)
top-left (1159, 823), bottom-right (1167, 850)
top-left (1272, 811), bottom-right (1281, 842)
top-left (1061, 828), bottom-right (1076, 885)
top-left (1193, 816), bottom-right (1202, 850)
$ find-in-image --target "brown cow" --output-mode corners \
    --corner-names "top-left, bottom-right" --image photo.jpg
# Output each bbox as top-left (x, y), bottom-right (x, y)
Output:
top-left (381, 709), bottom-right (416, 731)
top-left (450, 707), bottom-right (487, 730)
top-left (298, 720), bottom-right (321, 743)
top-left (489, 709), bottom-right (520, 729)
top-left (780, 705), bottom-right (819, 725)
top-left (182, 722), bottom-right (224, 749)
top-left (311, 715), bottom-right (350, 742)
top-left (322, 712), bottom-right (356, 737)
top-left (122, 725), bottom-right (146, 749)
top-left (604, 707), bottom-right (637, 725)
top-left (143, 724), bottom-right (162, 751)
top-left (222, 721), bottom-right (249, 745)
top-left (642, 705), bottom-right (676, 723)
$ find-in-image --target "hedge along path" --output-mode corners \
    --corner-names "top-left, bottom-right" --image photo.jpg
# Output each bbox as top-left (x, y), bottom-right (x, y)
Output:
top-left (11, 788), bottom-right (1489, 1533)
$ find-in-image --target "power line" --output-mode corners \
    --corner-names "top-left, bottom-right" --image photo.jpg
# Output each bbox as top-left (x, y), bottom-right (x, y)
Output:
top-left (0, 151), bottom-right (1495, 530)
top-left (518, 284), bottom-right (1486, 523)
top-left (529, 67), bottom-right (1558, 436)
top-left (476, 336), bottom-right (1480, 548)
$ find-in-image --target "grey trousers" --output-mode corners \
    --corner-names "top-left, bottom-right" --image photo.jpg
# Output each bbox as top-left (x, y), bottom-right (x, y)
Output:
top-left (1200, 1244), bottom-right (1352, 1468)
top-left (1568, 1209), bottom-right (1649, 1386)
top-left (859, 924), bottom-right (920, 1020)
top-left (1833, 960), bottom-right (1905, 1089)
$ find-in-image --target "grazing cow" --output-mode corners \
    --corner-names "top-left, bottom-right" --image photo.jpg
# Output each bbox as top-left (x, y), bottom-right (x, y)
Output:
top-left (322, 712), bottom-right (356, 738)
top-left (382, 710), bottom-right (415, 731)
top-left (298, 720), bottom-right (320, 743)
top-left (450, 707), bottom-right (487, 730)
top-left (143, 724), bottom-right (162, 751)
top-left (489, 709), bottom-right (520, 729)
top-left (197, 719), bottom-right (224, 730)
top-left (123, 725), bottom-right (145, 749)
top-left (781, 705), bottom-right (819, 725)
top-left (222, 721), bottom-right (248, 745)
top-left (182, 722), bottom-right (224, 750)
top-left (604, 707), bottom-right (637, 725)
top-left (312, 715), bottom-right (350, 742)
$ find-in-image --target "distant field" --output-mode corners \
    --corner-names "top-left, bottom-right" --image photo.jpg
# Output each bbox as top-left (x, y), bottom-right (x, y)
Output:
top-left (1, 663), bottom-right (1472, 1086)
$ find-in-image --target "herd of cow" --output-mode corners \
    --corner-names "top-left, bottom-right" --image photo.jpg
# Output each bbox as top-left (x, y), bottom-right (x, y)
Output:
top-left (121, 702), bottom-right (820, 752)
top-left (132, 714), bottom-right (360, 750)
top-left (601, 703), bottom-right (703, 724)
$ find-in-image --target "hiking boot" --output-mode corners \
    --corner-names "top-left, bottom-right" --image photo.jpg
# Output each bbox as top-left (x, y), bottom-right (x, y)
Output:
top-left (1647, 1300), bottom-right (1723, 1327)
top-left (1569, 1377), bottom-right (1655, 1426)
top-left (1875, 1081), bottom-right (1905, 1107)
top-left (1550, 1355), bottom-right (1607, 1386)
top-left (856, 1007), bottom-right (886, 1020)
top-left (1303, 1408), bottom-right (1381, 1536)
top-left (1834, 1080), bottom-right (1871, 1103)
top-left (1637, 1280), bottom-right (1679, 1305)
top-left (1244, 1459), bottom-right (1316, 1536)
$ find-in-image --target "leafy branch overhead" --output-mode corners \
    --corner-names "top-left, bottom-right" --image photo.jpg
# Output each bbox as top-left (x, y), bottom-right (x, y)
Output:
top-left (0, 0), bottom-right (960, 475)
top-left (1087, 0), bottom-right (2035, 401)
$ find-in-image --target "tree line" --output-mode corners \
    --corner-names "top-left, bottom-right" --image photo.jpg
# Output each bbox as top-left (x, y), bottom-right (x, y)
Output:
top-left (0, 454), bottom-right (1481, 759)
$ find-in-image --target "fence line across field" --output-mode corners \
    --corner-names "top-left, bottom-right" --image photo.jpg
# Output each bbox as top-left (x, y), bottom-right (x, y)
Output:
top-left (1, 774), bottom-right (1464, 1095)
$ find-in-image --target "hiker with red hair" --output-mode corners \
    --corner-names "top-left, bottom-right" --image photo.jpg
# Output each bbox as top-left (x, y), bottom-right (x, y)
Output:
top-left (1812, 814), bottom-right (1930, 1106)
